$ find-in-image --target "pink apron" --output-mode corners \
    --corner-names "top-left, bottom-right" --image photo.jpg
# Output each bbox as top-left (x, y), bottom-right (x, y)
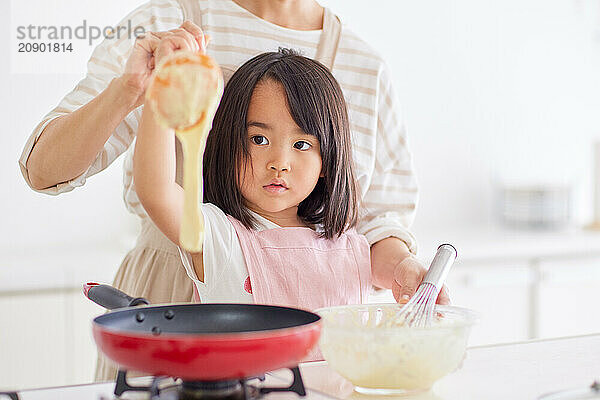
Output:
top-left (227, 216), bottom-right (372, 311)
top-left (190, 216), bottom-right (371, 360)
top-left (227, 216), bottom-right (372, 361)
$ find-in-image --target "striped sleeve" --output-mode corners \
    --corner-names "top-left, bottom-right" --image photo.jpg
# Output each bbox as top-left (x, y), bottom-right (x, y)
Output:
top-left (356, 62), bottom-right (419, 253)
top-left (18, 0), bottom-right (184, 195)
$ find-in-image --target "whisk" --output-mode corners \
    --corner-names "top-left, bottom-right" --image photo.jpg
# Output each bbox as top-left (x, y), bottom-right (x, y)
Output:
top-left (388, 244), bottom-right (457, 328)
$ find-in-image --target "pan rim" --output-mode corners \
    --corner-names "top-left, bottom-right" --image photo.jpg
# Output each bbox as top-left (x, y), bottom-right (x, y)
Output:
top-left (92, 302), bottom-right (322, 340)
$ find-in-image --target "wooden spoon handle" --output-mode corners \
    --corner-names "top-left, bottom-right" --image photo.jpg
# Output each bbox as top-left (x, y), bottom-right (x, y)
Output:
top-left (176, 124), bottom-right (208, 252)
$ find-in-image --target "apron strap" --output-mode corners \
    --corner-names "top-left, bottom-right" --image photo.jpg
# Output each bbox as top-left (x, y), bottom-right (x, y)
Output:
top-left (314, 8), bottom-right (342, 71)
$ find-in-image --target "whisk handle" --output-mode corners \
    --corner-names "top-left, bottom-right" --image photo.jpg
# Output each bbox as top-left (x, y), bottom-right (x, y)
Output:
top-left (422, 244), bottom-right (457, 289)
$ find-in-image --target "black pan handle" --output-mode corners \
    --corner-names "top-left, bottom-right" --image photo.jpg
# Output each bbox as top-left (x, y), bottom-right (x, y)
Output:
top-left (83, 282), bottom-right (149, 310)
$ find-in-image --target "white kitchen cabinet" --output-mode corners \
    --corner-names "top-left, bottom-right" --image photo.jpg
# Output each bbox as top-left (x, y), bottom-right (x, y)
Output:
top-left (422, 254), bottom-right (600, 345)
top-left (444, 260), bottom-right (533, 345)
top-left (0, 290), bottom-right (68, 389)
top-left (64, 290), bottom-right (104, 385)
top-left (368, 260), bottom-right (534, 346)
top-left (538, 257), bottom-right (600, 338)
top-left (0, 289), bottom-right (101, 390)
top-left (368, 255), bottom-right (600, 347)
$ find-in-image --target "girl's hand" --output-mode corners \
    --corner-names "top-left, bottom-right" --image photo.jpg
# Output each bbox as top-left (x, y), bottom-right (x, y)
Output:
top-left (391, 256), bottom-right (451, 305)
top-left (120, 21), bottom-right (208, 108)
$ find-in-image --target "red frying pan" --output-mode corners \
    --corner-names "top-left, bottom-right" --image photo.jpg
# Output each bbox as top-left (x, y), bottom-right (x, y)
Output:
top-left (84, 283), bottom-right (321, 381)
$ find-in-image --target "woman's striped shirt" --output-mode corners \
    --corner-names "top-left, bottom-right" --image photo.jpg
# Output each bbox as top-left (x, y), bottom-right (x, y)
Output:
top-left (19, 0), bottom-right (419, 251)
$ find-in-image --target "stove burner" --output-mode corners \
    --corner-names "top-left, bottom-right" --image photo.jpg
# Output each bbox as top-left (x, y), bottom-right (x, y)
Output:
top-left (114, 366), bottom-right (306, 400)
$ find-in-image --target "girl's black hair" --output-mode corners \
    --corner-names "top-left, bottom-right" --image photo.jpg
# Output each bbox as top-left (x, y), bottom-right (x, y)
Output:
top-left (203, 48), bottom-right (359, 238)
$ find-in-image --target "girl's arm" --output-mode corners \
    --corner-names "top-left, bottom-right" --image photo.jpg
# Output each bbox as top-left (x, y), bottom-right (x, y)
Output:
top-left (133, 105), bottom-right (205, 281)
top-left (133, 104), bottom-right (183, 243)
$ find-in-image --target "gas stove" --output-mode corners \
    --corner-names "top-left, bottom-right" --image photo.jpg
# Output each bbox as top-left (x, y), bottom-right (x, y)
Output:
top-left (1, 367), bottom-right (334, 400)
top-left (109, 367), bottom-right (306, 400)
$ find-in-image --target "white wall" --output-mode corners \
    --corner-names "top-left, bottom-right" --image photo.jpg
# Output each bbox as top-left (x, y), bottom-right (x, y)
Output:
top-left (3, 0), bottom-right (600, 257)
top-left (320, 0), bottom-right (600, 235)
top-left (3, 1), bottom-right (143, 252)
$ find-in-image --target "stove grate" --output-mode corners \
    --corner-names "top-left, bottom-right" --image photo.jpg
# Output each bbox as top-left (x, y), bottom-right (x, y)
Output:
top-left (113, 366), bottom-right (306, 400)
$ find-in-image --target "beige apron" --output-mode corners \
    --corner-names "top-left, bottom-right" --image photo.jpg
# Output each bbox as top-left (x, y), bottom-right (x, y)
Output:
top-left (94, 1), bottom-right (342, 382)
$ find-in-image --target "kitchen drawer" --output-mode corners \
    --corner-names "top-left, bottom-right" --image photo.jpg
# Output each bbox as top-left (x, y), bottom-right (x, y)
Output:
top-left (538, 257), bottom-right (600, 337)
top-left (446, 262), bottom-right (532, 345)
top-left (0, 290), bottom-right (68, 390)
top-left (0, 289), bottom-right (103, 390)
top-left (64, 290), bottom-right (104, 385)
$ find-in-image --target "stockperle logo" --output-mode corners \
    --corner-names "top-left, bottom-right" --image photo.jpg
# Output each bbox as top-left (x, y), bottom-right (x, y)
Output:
top-left (16, 19), bottom-right (147, 46)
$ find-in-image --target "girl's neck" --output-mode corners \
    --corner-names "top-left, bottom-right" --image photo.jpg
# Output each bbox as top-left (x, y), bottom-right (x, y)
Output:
top-left (232, 0), bottom-right (324, 31)
top-left (248, 205), bottom-right (308, 228)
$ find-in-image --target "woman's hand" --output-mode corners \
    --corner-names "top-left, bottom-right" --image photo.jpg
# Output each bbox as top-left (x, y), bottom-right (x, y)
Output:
top-left (391, 255), bottom-right (450, 305)
top-left (370, 237), bottom-right (450, 305)
top-left (120, 21), bottom-right (208, 108)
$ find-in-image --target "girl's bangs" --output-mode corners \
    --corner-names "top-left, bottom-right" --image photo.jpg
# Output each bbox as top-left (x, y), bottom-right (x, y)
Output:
top-left (261, 69), bottom-right (326, 143)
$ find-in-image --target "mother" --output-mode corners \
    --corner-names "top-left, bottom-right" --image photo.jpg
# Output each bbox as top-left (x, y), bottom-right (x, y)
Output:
top-left (19, 0), bottom-right (447, 380)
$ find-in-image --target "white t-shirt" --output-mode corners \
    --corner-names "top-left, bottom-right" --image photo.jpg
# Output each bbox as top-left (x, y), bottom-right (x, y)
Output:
top-left (178, 203), bottom-right (284, 303)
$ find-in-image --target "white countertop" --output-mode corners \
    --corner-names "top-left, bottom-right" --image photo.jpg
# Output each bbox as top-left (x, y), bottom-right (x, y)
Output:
top-left (11, 333), bottom-right (600, 400)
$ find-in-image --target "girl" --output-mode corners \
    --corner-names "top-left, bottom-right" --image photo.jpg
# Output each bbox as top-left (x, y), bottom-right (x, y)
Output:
top-left (133, 48), bottom-right (374, 309)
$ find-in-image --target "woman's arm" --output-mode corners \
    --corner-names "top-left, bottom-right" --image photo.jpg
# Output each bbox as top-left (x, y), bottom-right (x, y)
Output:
top-left (27, 77), bottom-right (141, 190)
top-left (26, 21), bottom-right (206, 191)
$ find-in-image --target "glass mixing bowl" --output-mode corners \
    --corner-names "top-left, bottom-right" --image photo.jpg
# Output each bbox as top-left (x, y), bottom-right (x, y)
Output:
top-left (315, 304), bottom-right (478, 395)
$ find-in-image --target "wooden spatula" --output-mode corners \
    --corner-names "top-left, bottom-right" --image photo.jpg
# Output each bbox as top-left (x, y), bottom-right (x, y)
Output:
top-left (145, 51), bottom-right (223, 252)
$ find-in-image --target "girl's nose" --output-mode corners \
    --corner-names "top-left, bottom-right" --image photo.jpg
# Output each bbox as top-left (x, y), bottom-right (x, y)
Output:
top-left (268, 163), bottom-right (289, 172)
top-left (267, 147), bottom-right (291, 172)
top-left (267, 154), bottom-right (290, 172)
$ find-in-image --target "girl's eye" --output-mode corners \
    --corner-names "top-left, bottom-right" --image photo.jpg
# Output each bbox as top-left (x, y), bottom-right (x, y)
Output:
top-left (294, 141), bottom-right (312, 150)
top-left (251, 135), bottom-right (269, 145)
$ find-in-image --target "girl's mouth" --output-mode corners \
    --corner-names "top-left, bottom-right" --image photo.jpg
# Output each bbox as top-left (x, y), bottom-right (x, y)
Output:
top-left (263, 184), bottom-right (288, 193)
